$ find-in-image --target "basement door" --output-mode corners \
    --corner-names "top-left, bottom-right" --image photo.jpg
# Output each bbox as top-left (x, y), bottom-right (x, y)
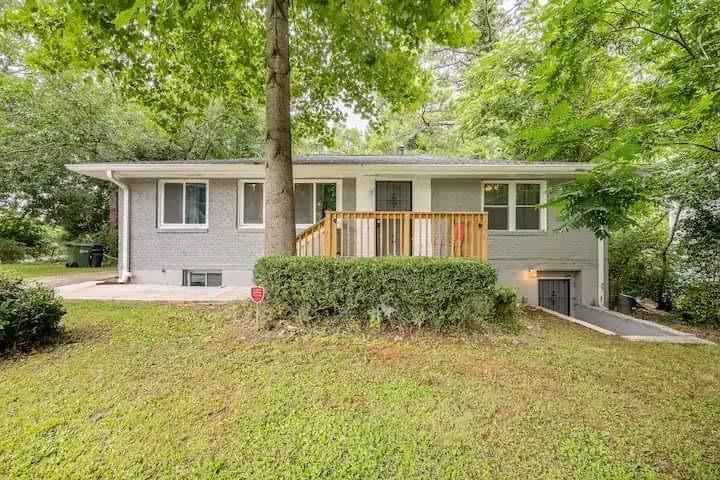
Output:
top-left (375, 181), bottom-right (412, 256)
top-left (538, 279), bottom-right (571, 316)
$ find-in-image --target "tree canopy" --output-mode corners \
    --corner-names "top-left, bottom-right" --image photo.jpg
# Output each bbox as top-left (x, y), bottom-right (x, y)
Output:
top-left (3, 0), bottom-right (480, 252)
top-left (5, 0), bottom-right (477, 139)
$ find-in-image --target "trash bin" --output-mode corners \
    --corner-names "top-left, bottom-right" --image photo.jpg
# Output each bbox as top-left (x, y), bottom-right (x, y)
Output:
top-left (89, 243), bottom-right (105, 268)
top-left (617, 294), bottom-right (634, 315)
top-left (65, 243), bottom-right (92, 268)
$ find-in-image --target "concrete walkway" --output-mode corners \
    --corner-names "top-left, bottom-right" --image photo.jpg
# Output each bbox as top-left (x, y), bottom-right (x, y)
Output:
top-left (539, 305), bottom-right (713, 345)
top-left (56, 281), bottom-right (251, 303)
top-left (32, 271), bottom-right (116, 287)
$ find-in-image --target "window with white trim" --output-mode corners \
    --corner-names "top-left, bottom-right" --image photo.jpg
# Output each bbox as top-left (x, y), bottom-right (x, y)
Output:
top-left (242, 182), bottom-right (264, 225)
top-left (183, 270), bottom-right (222, 287)
top-left (159, 180), bottom-right (208, 228)
top-left (516, 183), bottom-right (541, 230)
top-left (483, 183), bottom-right (509, 230)
top-left (481, 181), bottom-right (546, 231)
top-left (239, 180), bottom-right (339, 226)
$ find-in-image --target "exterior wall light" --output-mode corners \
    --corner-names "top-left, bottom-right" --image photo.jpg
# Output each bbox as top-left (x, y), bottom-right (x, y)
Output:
top-left (529, 268), bottom-right (538, 278)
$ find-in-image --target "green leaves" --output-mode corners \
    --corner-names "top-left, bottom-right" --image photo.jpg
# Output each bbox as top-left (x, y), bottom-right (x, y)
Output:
top-left (254, 256), bottom-right (500, 329)
top-left (6, 0), bottom-right (477, 140)
top-left (455, 0), bottom-right (719, 255)
top-left (548, 160), bottom-right (658, 238)
top-left (113, 1), bottom-right (142, 28)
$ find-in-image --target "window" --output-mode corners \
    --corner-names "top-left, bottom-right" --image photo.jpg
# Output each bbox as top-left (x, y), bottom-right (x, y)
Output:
top-left (315, 183), bottom-right (337, 222)
top-left (294, 183), bottom-right (314, 224)
top-left (481, 181), bottom-right (546, 231)
top-left (183, 270), bottom-right (222, 287)
top-left (516, 183), bottom-right (541, 230)
top-left (160, 180), bottom-right (208, 228)
top-left (242, 182), bottom-right (264, 224)
top-left (483, 183), bottom-right (509, 230)
top-left (240, 180), bottom-right (339, 226)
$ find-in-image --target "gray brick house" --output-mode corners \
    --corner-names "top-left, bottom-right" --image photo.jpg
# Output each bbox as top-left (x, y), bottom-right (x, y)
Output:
top-left (67, 155), bottom-right (608, 316)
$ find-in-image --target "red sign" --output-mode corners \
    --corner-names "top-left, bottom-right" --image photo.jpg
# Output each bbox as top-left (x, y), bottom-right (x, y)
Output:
top-left (250, 286), bottom-right (265, 304)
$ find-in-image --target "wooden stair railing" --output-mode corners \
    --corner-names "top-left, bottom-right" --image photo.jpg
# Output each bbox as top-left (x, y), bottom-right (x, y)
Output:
top-left (295, 216), bottom-right (327, 257)
top-left (296, 211), bottom-right (489, 260)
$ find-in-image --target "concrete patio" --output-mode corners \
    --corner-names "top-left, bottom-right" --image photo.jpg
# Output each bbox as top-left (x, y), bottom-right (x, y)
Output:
top-left (56, 281), bottom-right (251, 303)
top-left (31, 270), bottom-right (116, 287)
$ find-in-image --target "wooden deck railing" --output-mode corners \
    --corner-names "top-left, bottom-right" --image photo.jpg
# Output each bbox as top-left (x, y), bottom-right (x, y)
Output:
top-left (296, 211), bottom-right (489, 260)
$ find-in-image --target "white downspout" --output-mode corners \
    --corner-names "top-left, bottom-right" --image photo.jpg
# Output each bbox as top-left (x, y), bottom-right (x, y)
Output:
top-left (597, 238), bottom-right (606, 307)
top-left (107, 170), bottom-right (132, 283)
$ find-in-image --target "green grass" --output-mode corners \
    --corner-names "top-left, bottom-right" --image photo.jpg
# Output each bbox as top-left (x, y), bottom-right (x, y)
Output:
top-left (1, 303), bottom-right (718, 479)
top-left (0, 262), bottom-right (114, 278)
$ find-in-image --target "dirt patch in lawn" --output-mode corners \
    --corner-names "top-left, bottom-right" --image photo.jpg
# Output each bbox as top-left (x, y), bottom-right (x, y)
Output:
top-left (370, 344), bottom-right (400, 363)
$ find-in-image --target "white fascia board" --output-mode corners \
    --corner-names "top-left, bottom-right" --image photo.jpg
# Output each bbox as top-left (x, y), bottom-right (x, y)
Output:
top-left (66, 162), bottom-right (593, 181)
top-left (65, 163), bottom-right (264, 180)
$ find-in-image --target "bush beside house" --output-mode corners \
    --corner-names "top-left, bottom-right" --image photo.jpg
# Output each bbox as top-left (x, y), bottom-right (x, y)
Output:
top-left (254, 256), bottom-right (518, 329)
top-left (0, 273), bottom-right (65, 351)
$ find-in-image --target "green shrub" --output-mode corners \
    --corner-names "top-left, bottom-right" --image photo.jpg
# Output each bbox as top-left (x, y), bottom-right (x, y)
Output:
top-left (0, 210), bottom-right (44, 249)
top-left (0, 273), bottom-right (65, 351)
top-left (608, 218), bottom-right (670, 307)
top-left (672, 280), bottom-right (720, 327)
top-left (0, 238), bottom-right (26, 263)
top-left (253, 256), bottom-right (509, 329)
top-left (493, 286), bottom-right (521, 323)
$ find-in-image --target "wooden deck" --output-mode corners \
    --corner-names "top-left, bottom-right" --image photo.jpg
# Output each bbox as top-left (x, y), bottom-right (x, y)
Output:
top-left (296, 211), bottom-right (489, 259)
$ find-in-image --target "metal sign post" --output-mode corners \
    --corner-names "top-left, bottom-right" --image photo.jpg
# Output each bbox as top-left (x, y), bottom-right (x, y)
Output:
top-left (250, 286), bottom-right (265, 328)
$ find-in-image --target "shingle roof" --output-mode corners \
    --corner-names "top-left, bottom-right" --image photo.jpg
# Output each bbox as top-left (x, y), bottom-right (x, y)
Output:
top-left (127, 155), bottom-right (587, 166)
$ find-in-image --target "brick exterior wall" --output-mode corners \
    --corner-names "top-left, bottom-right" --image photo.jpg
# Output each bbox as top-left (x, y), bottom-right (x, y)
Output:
top-left (119, 178), bottom-right (356, 285)
top-left (118, 176), bottom-right (606, 309)
top-left (431, 178), bottom-right (604, 307)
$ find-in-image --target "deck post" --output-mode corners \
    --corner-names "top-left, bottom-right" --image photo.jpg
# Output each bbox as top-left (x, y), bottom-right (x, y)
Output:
top-left (480, 213), bottom-right (489, 260)
top-left (330, 213), bottom-right (338, 257)
top-left (323, 214), bottom-right (334, 256)
top-left (401, 213), bottom-right (411, 256)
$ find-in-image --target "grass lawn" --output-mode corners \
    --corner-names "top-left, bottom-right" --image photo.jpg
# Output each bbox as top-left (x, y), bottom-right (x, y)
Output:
top-left (1, 302), bottom-right (718, 479)
top-left (0, 262), bottom-right (115, 279)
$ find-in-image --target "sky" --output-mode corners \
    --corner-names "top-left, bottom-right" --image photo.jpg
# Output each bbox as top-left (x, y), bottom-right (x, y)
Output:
top-left (343, 105), bottom-right (370, 133)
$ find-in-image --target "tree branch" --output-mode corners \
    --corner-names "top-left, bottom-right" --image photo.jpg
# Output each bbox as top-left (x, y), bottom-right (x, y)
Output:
top-left (672, 141), bottom-right (720, 154)
top-left (635, 23), bottom-right (696, 58)
top-left (609, 3), bottom-right (697, 59)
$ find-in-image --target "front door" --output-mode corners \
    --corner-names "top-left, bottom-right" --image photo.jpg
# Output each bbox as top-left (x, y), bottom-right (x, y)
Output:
top-left (538, 279), bottom-right (571, 315)
top-left (375, 181), bottom-right (412, 256)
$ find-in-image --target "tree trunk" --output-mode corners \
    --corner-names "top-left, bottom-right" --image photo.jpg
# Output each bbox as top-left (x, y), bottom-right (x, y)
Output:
top-left (657, 205), bottom-right (683, 310)
top-left (264, 0), bottom-right (296, 255)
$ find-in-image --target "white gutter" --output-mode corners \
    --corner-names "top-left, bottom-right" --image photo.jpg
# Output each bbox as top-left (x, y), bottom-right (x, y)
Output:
top-left (67, 162), bottom-right (594, 180)
top-left (106, 170), bottom-right (132, 283)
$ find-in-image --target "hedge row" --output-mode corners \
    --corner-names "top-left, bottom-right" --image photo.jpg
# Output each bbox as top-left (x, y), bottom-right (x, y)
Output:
top-left (253, 256), bottom-right (518, 329)
top-left (0, 273), bottom-right (65, 351)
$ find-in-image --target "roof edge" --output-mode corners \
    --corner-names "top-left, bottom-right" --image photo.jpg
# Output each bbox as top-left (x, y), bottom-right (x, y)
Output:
top-left (66, 160), bottom-right (594, 181)
top-left (67, 161), bottom-right (594, 169)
